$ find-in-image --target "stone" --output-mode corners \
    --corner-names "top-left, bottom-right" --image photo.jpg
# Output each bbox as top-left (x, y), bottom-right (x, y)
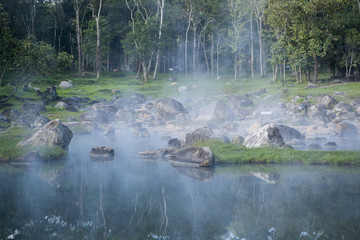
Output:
top-left (59, 81), bottom-right (73, 88)
top-left (18, 119), bottom-right (73, 149)
top-left (33, 115), bottom-right (50, 128)
top-left (333, 102), bottom-right (353, 113)
top-left (89, 146), bottom-right (114, 161)
top-left (243, 124), bottom-right (285, 148)
top-left (156, 98), bottom-right (187, 119)
top-left (309, 104), bottom-right (333, 123)
top-left (350, 97), bottom-right (360, 109)
top-left (114, 109), bottom-right (135, 122)
top-left (1, 108), bottom-right (20, 121)
top-left (318, 95), bottom-right (337, 109)
top-left (182, 127), bottom-right (215, 147)
top-left (277, 125), bottom-right (305, 142)
top-left (306, 83), bottom-right (317, 89)
top-left (80, 110), bottom-right (111, 124)
top-left (22, 102), bottom-right (46, 114)
top-left (336, 122), bottom-right (358, 137)
top-left (324, 142), bottom-right (337, 150)
top-left (231, 135), bottom-right (245, 145)
top-left (15, 151), bottom-right (42, 163)
top-left (195, 100), bottom-right (235, 122)
top-left (55, 102), bottom-right (67, 108)
top-left (170, 147), bottom-right (214, 167)
top-left (178, 86), bottom-right (188, 93)
top-left (228, 95), bottom-right (253, 107)
top-left (12, 113), bottom-right (38, 128)
top-left (0, 114), bottom-right (9, 123)
top-left (307, 143), bottom-right (322, 150)
top-left (168, 138), bottom-right (182, 149)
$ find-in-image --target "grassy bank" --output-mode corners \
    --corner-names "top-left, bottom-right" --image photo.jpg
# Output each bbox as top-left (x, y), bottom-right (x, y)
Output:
top-left (196, 140), bottom-right (360, 165)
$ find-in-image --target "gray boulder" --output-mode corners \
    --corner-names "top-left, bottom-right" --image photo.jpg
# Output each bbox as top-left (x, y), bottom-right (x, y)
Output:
top-left (156, 98), bottom-right (187, 119)
top-left (33, 115), bottom-right (50, 128)
top-left (336, 122), bottom-right (358, 137)
top-left (2, 108), bottom-right (20, 121)
top-left (309, 104), bottom-right (333, 123)
top-left (277, 125), bottom-right (305, 142)
top-left (195, 100), bottom-right (235, 122)
top-left (228, 95), bottom-right (253, 107)
top-left (12, 113), bottom-right (38, 128)
top-left (170, 147), bottom-right (214, 167)
top-left (333, 102), bottom-right (353, 113)
top-left (18, 119), bottom-right (73, 149)
top-left (89, 146), bottom-right (114, 161)
top-left (243, 124), bottom-right (285, 148)
top-left (307, 143), bottom-right (322, 150)
top-left (182, 127), bottom-right (215, 147)
top-left (318, 95), bottom-right (337, 109)
top-left (22, 102), bottom-right (46, 114)
top-left (59, 81), bottom-right (73, 88)
top-left (114, 109), bottom-right (135, 122)
top-left (80, 110), bottom-right (111, 124)
top-left (350, 97), bottom-right (360, 109)
top-left (231, 135), bottom-right (245, 145)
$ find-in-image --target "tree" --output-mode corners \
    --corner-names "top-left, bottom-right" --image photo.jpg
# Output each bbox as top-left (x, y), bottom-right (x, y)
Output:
top-left (90, 0), bottom-right (103, 79)
top-left (251, 0), bottom-right (266, 77)
top-left (74, 0), bottom-right (85, 76)
top-left (152, 0), bottom-right (165, 79)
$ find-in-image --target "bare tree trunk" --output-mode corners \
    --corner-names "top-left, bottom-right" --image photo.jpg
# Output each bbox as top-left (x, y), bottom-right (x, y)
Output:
top-left (250, 11), bottom-right (255, 78)
top-left (185, 1), bottom-right (192, 80)
top-left (30, 0), bottom-right (36, 38)
top-left (313, 54), bottom-right (318, 82)
top-left (299, 63), bottom-right (303, 84)
top-left (295, 63), bottom-right (299, 84)
top-left (74, 0), bottom-right (82, 76)
top-left (193, 23), bottom-right (196, 75)
top-left (141, 58), bottom-right (147, 82)
top-left (349, 57), bottom-right (353, 76)
top-left (283, 59), bottom-right (286, 79)
top-left (280, 63), bottom-right (282, 80)
top-left (234, 53), bottom-right (238, 80)
top-left (275, 64), bottom-right (278, 82)
top-left (211, 33), bottom-right (214, 77)
top-left (95, 0), bottom-right (103, 80)
top-left (153, 0), bottom-right (165, 79)
top-left (147, 51), bottom-right (153, 73)
top-left (201, 34), bottom-right (210, 73)
top-left (216, 34), bottom-right (220, 79)
top-left (272, 65), bottom-right (275, 83)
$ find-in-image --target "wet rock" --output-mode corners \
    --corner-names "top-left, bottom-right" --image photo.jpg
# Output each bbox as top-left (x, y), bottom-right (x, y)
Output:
top-left (309, 104), bottom-right (333, 123)
top-left (12, 113), bottom-right (38, 128)
top-left (114, 109), bottom-right (135, 122)
top-left (80, 110), bottom-right (111, 124)
top-left (333, 102), bottom-right (353, 113)
top-left (18, 119), bottom-right (73, 149)
top-left (59, 81), bottom-right (73, 88)
top-left (336, 122), bottom-right (358, 137)
top-left (243, 124), bottom-right (285, 148)
top-left (89, 146), bottom-right (114, 161)
top-left (22, 102), bottom-right (46, 114)
top-left (182, 127), bottom-right (215, 147)
top-left (350, 97), bottom-right (360, 109)
top-left (231, 135), bottom-right (245, 145)
top-left (324, 142), bottom-right (337, 150)
top-left (112, 93), bottom-right (145, 109)
top-left (318, 95), bottom-right (337, 109)
top-left (168, 138), bottom-right (182, 149)
top-left (156, 98), bottom-right (187, 120)
top-left (33, 115), bottom-right (50, 128)
top-left (277, 125), bottom-right (305, 142)
top-left (195, 100), bottom-right (235, 122)
top-left (1, 108), bottom-right (20, 121)
top-left (307, 143), bottom-right (322, 150)
top-left (170, 147), bottom-right (214, 167)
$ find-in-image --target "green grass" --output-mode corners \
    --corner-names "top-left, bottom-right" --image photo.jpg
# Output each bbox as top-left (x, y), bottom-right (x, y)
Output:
top-left (196, 140), bottom-right (360, 165)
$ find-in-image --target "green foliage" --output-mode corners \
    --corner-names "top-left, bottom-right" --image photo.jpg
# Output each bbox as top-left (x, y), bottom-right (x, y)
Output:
top-left (57, 52), bottom-right (74, 71)
top-left (38, 146), bottom-right (68, 161)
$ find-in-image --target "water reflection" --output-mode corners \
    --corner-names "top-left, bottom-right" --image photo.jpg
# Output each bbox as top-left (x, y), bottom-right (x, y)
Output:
top-left (0, 134), bottom-right (360, 240)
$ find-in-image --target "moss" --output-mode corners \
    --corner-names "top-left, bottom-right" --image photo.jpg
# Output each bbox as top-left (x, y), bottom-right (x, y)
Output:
top-left (196, 140), bottom-right (360, 165)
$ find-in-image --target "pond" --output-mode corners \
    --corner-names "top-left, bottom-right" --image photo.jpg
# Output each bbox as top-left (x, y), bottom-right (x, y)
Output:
top-left (1, 133), bottom-right (360, 240)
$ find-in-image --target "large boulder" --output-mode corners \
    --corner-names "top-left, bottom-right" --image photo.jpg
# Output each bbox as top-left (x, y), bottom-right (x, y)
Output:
top-left (11, 113), bottom-right (38, 128)
top-left (350, 97), bottom-right (360, 109)
top-left (317, 95), bottom-right (337, 109)
top-left (1, 108), bottom-right (20, 121)
top-left (89, 146), bottom-right (114, 161)
top-left (309, 104), bottom-right (333, 123)
top-left (333, 102), bottom-right (353, 113)
top-left (80, 110), bottom-right (111, 124)
top-left (156, 98), bottom-right (187, 119)
top-left (112, 93), bottom-right (146, 109)
top-left (336, 122), bottom-right (358, 137)
top-left (22, 102), bottom-right (46, 114)
top-left (182, 127), bottom-right (215, 147)
top-left (277, 125), bottom-right (305, 142)
top-left (243, 124), bottom-right (285, 148)
top-left (59, 81), bottom-right (73, 88)
top-left (33, 115), bottom-right (50, 128)
top-left (227, 95), bottom-right (253, 107)
top-left (18, 119), bottom-right (73, 149)
top-left (195, 100), bottom-right (235, 122)
top-left (170, 147), bottom-right (214, 167)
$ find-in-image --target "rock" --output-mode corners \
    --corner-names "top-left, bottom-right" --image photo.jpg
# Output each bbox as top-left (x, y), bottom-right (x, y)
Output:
top-left (324, 142), bottom-right (337, 150)
top-left (307, 143), bottom-right (322, 150)
top-left (89, 146), bottom-right (114, 161)
top-left (350, 97), bottom-right (360, 109)
top-left (114, 109), bottom-right (135, 122)
top-left (22, 102), bottom-right (46, 114)
top-left (33, 115), bottom-right (50, 128)
top-left (15, 151), bottom-right (42, 163)
top-left (132, 125), bottom-right (150, 137)
top-left (62, 96), bottom-right (89, 107)
top-left (18, 119), bottom-right (73, 149)
top-left (138, 149), bottom-right (166, 160)
top-left (112, 93), bottom-right (145, 108)
top-left (156, 98), bottom-right (187, 119)
top-left (55, 102), bottom-right (67, 108)
top-left (287, 139), bottom-right (306, 150)
top-left (12, 113), bottom-right (38, 128)
top-left (168, 138), bottom-right (182, 149)
top-left (243, 124), bottom-right (285, 148)
top-left (231, 135), bottom-right (245, 145)
top-left (182, 127), bottom-right (215, 147)
top-left (104, 127), bottom-right (115, 136)
top-left (55, 101), bottom-right (78, 112)
top-left (215, 136), bottom-right (231, 143)
top-left (249, 88), bottom-right (266, 96)
top-left (336, 122), bottom-right (358, 137)
top-left (309, 104), bottom-right (333, 123)
top-left (195, 100), bottom-right (235, 122)
top-left (80, 110), bottom-right (111, 124)
top-left (227, 95), bottom-right (253, 107)
top-left (170, 147), bottom-right (214, 167)
top-left (178, 86), bottom-right (188, 93)
top-left (306, 83), bottom-right (317, 89)
top-left (333, 102), bottom-right (353, 113)
top-left (318, 95), bottom-right (337, 109)
top-left (0, 114), bottom-right (9, 123)
top-left (1, 108), bottom-right (20, 121)
top-left (277, 125), bottom-right (305, 142)
top-left (59, 81), bottom-right (73, 88)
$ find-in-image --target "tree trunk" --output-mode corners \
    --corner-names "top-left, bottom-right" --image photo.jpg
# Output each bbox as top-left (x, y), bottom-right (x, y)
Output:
top-left (142, 58), bottom-right (147, 82)
top-left (313, 54), bottom-right (318, 82)
top-left (234, 53), bottom-right (238, 80)
top-left (201, 34), bottom-right (210, 73)
top-left (295, 63), bottom-right (299, 84)
top-left (275, 64), bottom-right (278, 82)
top-left (30, 1), bottom-right (36, 38)
top-left (0, 63), bottom-right (8, 87)
top-left (257, 18), bottom-right (264, 77)
top-left (216, 35), bottom-right (220, 79)
top-left (299, 63), bottom-right (303, 84)
top-left (193, 23), bottom-right (197, 75)
top-left (96, 15), bottom-right (101, 79)
top-left (349, 56), bottom-right (353, 76)
top-left (272, 65), bottom-right (275, 83)
top-left (74, 1), bottom-right (82, 76)
top-left (250, 11), bottom-right (255, 78)
top-left (184, 1), bottom-right (192, 80)
top-left (283, 59), bottom-right (286, 79)
top-left (211, 33), bottom-right (214, 77)
top-left (153, 0), bottom-right (164, 80)
top-left (147, 51), bottom-right (153, 73)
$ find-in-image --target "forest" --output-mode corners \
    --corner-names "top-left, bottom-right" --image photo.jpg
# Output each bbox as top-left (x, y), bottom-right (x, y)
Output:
top-left (0, 0), bottom-right (360, 85)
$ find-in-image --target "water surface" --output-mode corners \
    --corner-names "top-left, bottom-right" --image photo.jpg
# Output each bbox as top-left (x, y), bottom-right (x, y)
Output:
top-left (1, 133), bottom-right (360, 240)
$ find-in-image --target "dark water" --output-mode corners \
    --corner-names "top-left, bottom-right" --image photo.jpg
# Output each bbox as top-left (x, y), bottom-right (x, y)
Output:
top-left (1, 133), bottom-right (360, 240)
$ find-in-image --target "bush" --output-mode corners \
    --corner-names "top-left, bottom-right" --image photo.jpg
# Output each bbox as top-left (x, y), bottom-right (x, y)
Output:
top-left (57, 52), bottom-right (74, 71)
